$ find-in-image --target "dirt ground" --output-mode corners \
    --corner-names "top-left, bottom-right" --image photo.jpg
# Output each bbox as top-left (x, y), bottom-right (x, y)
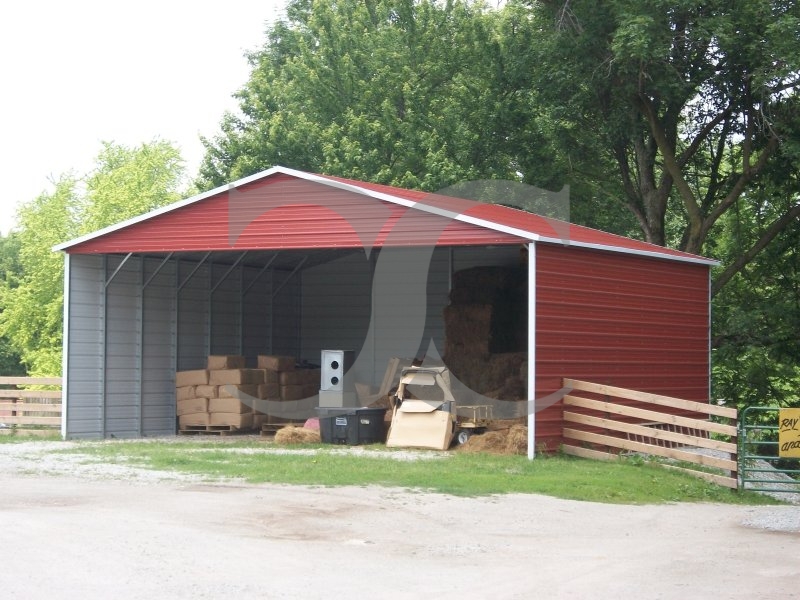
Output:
top-left (0, 445), bottom-right (798, 599)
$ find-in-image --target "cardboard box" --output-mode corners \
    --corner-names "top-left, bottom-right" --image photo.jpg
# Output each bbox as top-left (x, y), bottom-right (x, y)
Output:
top-left (209, 397), bottom-right (252, 414)
top-left (218, 384), bottom-right (259, 399)
top-left (257, 355), bottom-right (295, 371)
top-left (280, 384), bottom-right (318, 401)
top-left (279, 369), bottom-right (321, 386)
top-left (175, 369), bottom-right (209, 387)
top-left (207, 355), bottom-right (246, 370)
top-left (177, 397), bottom-right (209, 416)
top-left (176, 386), bottom-right (197, 402)
top-left (209, 411), bottom-right (254, 429)
top-left (262, 369), bottom-right (279, 384)
top-left (209, 369), bottom-right (265, 385)
top-left (258, 383), bottom-right (281, 400)
top-left (179, 412), bottom-right (210, 427)
top-left (386, 399), bottom-right (455, 450)
top-left (195, 384), bottom-right (219, 398)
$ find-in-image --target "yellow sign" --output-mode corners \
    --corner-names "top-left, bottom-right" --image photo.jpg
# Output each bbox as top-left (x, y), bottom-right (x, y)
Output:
top-left (778, 408), bottom-right (800, 458)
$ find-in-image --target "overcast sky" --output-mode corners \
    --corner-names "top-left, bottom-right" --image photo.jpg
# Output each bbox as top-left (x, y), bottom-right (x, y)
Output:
top-left (0, 0), bottom-right (288, 235)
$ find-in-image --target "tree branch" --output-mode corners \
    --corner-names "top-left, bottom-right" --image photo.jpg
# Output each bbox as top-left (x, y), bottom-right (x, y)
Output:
top-left (704, 135), bottom-right (780, 230)
top-left (678, 107), bottom-right (732, 168)
top-left (636, 93), bottom-right (703, 247)
top-left (712, 202), bottom-right (800, 296)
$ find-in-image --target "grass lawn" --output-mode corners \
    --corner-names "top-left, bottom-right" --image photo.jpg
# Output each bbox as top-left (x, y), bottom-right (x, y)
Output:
top-left (22, 436), bottom-right (779, 505)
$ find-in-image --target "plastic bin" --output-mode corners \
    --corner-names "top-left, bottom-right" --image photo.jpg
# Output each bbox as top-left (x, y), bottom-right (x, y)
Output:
top-left (316, 407), bottom-right (388, 445)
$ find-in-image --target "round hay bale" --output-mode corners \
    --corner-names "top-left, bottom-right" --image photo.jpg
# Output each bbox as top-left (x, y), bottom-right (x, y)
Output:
top-left (274, 426), bottom-right (321, 445)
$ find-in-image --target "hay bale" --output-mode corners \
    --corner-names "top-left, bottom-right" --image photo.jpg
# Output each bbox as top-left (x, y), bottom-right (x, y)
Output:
top-left (458, 424), bottom-right (529, 455)
top-left (459, 431), bottom-right (507, 454)
top-left (274, 426), bottom-right (321, 445)
top-left (443, 304), bottom-right (492, 356)
top-left (446, 352), bottom-right (527, 398)
top-left (505, 425), bottom-right (528, 455)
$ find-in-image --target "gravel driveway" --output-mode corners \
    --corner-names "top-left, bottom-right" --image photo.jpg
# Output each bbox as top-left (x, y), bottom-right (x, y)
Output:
top-left (0, 441), bottom-right (798, 599)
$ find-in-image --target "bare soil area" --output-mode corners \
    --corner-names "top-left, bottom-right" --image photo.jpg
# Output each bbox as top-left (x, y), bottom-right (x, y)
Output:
top-left (0, 442), bottom-right (798, 599)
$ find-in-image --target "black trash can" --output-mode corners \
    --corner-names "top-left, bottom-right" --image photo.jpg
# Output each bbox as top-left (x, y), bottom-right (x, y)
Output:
top-left (316, 407), bottom-right (388, 445)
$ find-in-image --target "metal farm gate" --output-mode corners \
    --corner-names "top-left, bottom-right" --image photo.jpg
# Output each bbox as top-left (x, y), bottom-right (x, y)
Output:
top-left (739, 407), bottom-right (800, 497)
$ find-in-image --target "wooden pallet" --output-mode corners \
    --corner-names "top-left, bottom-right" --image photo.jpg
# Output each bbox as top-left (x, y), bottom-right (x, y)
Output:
top-left (178, 424), bottom-right (243, 436)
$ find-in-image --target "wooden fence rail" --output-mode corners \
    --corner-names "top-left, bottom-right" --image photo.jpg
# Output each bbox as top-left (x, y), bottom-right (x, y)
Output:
top-left (561, 379), bottom-right (738, 489)
top-left (0, 377), bottom-right (62, 430)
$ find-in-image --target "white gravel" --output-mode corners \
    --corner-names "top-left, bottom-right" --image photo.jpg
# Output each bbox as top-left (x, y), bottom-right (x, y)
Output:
top-left (0, 438), bottom-right (447, 485)
top-left (0, 440), bottom-right (208, 483)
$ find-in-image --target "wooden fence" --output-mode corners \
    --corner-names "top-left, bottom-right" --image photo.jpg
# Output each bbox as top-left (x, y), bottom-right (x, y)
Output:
top-left (0, 377), bottom-right (62, 432)
top-left (560, 379), bottom-right (738, 489)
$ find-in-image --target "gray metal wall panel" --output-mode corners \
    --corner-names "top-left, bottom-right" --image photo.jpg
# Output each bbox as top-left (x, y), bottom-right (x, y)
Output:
top-left (272, 269), bottom-right (301, 358)
top-left (104, 255), bottom-right (142, 437)
top-left (141, 258), bottom-right (177, 436)
top-left (301, 252), bottom-right (372, 370)
top-left (210, 262), bottom-right (241, 355)
top-left (177, 261), bottom-right (209, 370)
top-left (242, 266), bottom-right (272, 365)
top-left (425, 247), bottom-right (450, 360)
top-left (370, 247), bottom-right (450, 385)
top-left (65, 254), bottom-right (105, 439)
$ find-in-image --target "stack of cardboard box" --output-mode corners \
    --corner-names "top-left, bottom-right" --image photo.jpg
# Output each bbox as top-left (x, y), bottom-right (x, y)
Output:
top-left (255, 355), bottom-right (319, 429)
top-left (175, 355), bottom-right (323, 432)
top-left (176, 355), bottom-right (265, 431)
top-left (257, 355), bottom-right (319, 401)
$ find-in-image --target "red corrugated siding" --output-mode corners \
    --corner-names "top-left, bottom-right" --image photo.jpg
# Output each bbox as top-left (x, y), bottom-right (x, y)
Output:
top-left (534, 243), bottom-right (710, 449)
top-left (66, 174), bottom-right (526, 254)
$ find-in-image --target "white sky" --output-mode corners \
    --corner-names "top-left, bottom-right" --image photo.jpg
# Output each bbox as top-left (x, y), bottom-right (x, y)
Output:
top-left (0, 0), bottom-right (288, 234)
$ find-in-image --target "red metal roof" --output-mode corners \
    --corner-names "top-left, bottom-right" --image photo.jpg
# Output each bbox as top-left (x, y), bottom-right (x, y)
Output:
top-left (55, 166), bottom-right (717, 265)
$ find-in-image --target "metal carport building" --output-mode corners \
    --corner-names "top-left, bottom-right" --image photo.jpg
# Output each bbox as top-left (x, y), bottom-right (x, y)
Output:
top-left (55, 166), bottom-right (717, 451)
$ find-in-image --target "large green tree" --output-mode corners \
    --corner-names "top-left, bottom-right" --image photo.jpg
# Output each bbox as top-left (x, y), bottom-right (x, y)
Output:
top-left (524, 0), bottom-right (800, 286)
top-left (0, 140), bottom-right (185, 376)
top-left (200, 0), bottom-right (521, 191)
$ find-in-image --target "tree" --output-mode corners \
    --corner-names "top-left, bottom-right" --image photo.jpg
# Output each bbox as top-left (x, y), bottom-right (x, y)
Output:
top-left (523, 0), bottom-right (800, 282)
top-left (0, 233), bottom-right (25, 376)
top-left (0, 141), bottom-right (185, 376)
top-left (0, 177), bottom-right (79, 376)
top-left (81, 140), bottom-right (186, 234)
top-left (709, 122), bottom-right (800, 409)
top-left (200, 0), bottom-right (520, 192)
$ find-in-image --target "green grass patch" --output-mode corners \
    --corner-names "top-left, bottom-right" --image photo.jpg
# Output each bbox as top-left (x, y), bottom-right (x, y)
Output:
top-left (0, 430), bottom-right (62, 442)
top-left (49, 438), bottom-right (780, 505)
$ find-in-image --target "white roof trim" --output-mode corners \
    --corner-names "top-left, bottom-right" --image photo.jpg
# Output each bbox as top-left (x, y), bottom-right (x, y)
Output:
top-left (52, 165), bottom-right (718, 266)
top-left (535, 235), bottom-right (719, 266)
